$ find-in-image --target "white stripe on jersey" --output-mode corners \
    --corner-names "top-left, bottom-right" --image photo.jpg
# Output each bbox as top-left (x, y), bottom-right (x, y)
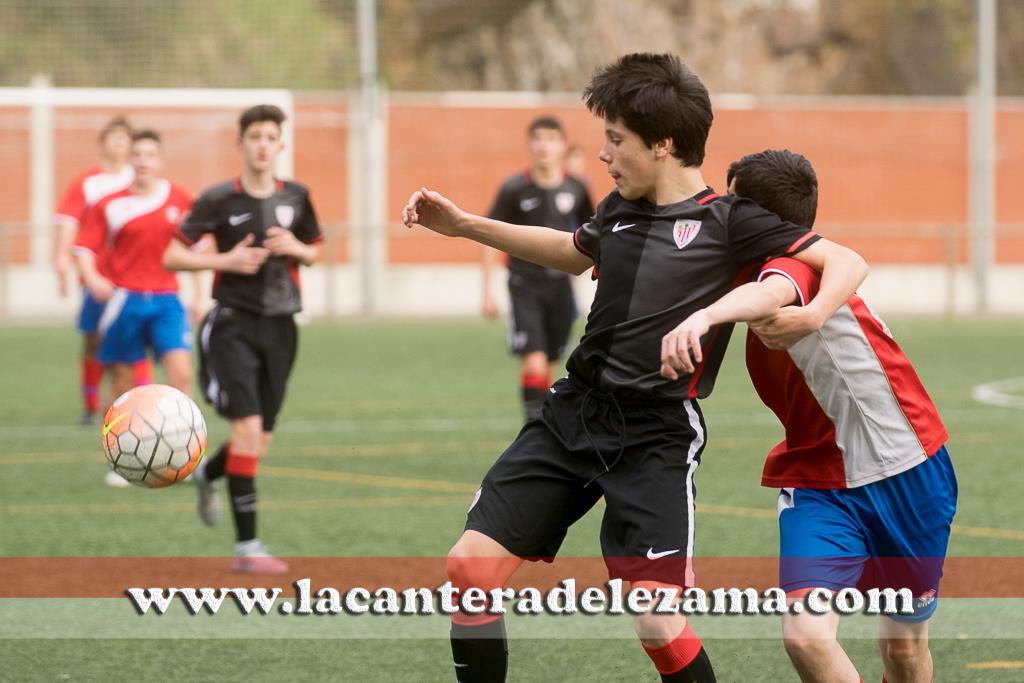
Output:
top-left (105, 180), bottom-right (171, 240)
top-left (787, 304), bottom-right (928, 487)
top-left (682, 400), bottom-right (704, 588)
top-left (83, 166), bottom-right (134, 207)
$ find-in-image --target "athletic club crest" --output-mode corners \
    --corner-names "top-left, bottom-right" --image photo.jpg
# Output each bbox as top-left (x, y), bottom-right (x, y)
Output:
top-left (275, 204), bottom-right (295, 229)
top-left (555, 191), bottom-right (576, 215)
top-left (165, 205), bottom-right (181, 224)
top-left (673, 219), bottom-right (701, 250)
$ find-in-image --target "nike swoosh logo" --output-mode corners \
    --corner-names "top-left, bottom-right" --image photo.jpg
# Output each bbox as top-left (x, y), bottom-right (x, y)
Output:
top-left (228, 213), bottom-right (252, 226)
top-left (646, 547), bottom-right (680, 560)
top-left (454, 663), bottom-right (469, 668)
top-left (611, 221), bottom-right (636, 232)
top-left (519, 197), bottom-right (541, 211)
top-left (102, 411), bottom-right (130, 437)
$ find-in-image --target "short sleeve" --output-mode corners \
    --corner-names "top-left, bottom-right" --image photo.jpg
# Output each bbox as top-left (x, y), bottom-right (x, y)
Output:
top-left (487, 183), bottom-right (517, 223)
top-left (176, 191), bottom-right (218, 245)
top-left (294, 190), bottom-right (324, 245)
top-left (72, 202), bottom-right (107, 256)
top-left (55, 179), bottom-right (86, 226)
top-left (727, 198), bottom-right (821, 267)
top-left (572, 195), bottom-right (605, 278)
top-left (758, 257), bottom-right (821, 306)
top-left (575, 185), bottom-right (595, 231)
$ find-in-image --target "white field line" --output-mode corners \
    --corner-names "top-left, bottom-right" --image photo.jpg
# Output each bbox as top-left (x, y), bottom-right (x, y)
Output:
top-left (972, 377), bottom-right (1024, 409)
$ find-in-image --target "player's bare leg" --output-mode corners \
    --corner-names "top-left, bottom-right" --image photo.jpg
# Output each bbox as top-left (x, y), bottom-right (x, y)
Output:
top-left (782, 588), bottom-right (860, 682)
top-left (160, 349), bottom-right (191, 395)
top-left (520, 351), bottom-right (549, 421)
top-left (631, 581), bottom-right (716, 681)
top-left (108, 363), bottom-right (134, 404)
top-left (877, 617), bottom-right (931, 683)
top-left (446, 530), bottom-right (523, 682)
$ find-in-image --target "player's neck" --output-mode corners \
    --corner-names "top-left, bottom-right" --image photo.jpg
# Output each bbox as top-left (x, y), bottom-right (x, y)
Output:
top-left (644, 165), bottom-right (707, 206)
top-left (241, 169), bottom-right (277, 198)
top-left (131, 177), bottom-right (161, 195)
top-left (530, 164), bottom-right (563, 190)
top-left (101, 159), bottom-right (128, 174)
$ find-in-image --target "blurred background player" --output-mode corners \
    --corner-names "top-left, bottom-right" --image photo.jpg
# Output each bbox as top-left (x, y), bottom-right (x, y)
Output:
top-left (53, 116), bottom-right (153, 429)
top-left (481, 116), bottom-right (593, 421)
top-left (164, 104), bottom-right (323, 574)
top-left (661, 149), bottom-right (956, 683)
top-left (565, 143), bottom-right (590, 186)
top-left (73, 129), bottom-right (195, 405)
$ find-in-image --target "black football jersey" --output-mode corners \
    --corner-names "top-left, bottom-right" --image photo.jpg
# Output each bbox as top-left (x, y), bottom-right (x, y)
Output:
top-left (488, 172), bottom-right (594, 281)
top-left (569, 187), bottom-right (820, 402)
top-left (176, 179), bottom-right (323, 316)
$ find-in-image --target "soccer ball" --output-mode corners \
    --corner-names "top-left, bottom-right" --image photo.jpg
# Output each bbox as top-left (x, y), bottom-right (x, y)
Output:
top-left (101, 384), bottom-right (207, 488)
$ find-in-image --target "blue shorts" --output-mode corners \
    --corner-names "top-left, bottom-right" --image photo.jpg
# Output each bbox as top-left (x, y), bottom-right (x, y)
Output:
top-left (76, 290), bottom-right (106, 335)
top-left (778, 446), bottom-right (957, 622)
top-left (97, 290), bottom-right (191, 364)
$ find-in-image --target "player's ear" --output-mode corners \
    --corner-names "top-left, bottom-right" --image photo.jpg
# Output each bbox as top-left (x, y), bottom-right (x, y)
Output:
top-left (652, 138), bottom-right (673, 160)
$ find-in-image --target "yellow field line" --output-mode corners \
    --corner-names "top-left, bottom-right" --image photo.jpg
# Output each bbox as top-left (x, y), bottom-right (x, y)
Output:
top-left (966, 661), bottom-right (1024, 670)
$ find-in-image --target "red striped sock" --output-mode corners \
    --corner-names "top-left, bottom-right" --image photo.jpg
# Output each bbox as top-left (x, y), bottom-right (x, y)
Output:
top-left (82, 358), bottom-right (104, 412)
top-left (642, 622), bottom-right (704, 674)
top-left (132, 358), bottom-right (153, 386)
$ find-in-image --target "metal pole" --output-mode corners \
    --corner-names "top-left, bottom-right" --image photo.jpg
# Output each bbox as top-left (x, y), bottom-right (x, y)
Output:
top-left (969, 0), bottom-right (996, 313)
top-left (29, 74), bottom-right (55, 270)
top-left (358, 0), bottom-right (385, 314)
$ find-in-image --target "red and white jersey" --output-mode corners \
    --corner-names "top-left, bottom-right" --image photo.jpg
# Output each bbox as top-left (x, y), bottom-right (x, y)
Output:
top-left (73, 180), bottom-right (192, 293)
top-left (747, 257), bottom-right (948, 490)
top-left (55, 165), bottom-right (135, 227)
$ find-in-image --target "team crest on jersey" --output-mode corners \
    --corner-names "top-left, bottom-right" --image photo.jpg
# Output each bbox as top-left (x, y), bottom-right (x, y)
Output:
top-left (165, 205), bottom-right (181, 224)
top-left (673, 219), bottom-right (701, 250)
top-left (555, 191), bottom-right (576, 215)
top-left (275, 204), bottom-right (295, 229)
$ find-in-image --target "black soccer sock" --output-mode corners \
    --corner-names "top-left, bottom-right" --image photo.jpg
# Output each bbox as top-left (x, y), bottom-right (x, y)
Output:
top-left (450, 617), bottom-right (508, 682)
top-left (202, 443), bottom-right (228, 482)
top-left (659, 648), bottom-right (715, 682)
top-left (227, 474), bottom-right (257, 543)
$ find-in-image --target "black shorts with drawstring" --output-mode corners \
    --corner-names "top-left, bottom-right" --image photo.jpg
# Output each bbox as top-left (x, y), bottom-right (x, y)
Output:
top-left (464, 376), bottom-right (707, 586)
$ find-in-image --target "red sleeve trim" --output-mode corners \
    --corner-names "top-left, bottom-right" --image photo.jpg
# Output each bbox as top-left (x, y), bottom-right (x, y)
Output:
top-left (758, 268), bottom-right (807, 306)
top-left (300, 234), bottom-right (325, 245)
top-left (786, 231), bottom-right (819, 255)
top-left (573, 227), bottom-right (594, 259)
top-left (173, 228), bottom-right (198, 246)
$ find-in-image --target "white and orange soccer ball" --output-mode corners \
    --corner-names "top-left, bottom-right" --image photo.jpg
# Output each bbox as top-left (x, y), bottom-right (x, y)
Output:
top-left (101, 384), bottom-right (207, 488)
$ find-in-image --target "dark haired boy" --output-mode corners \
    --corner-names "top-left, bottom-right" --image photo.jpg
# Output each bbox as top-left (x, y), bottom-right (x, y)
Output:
top-left (404, 54), bottom-right (868, 682)
top-left (73, 129), bottom-right (194, 405)
top-left (661, 149), bottom-right (955, 683)
top-left (164, 104), bottom-right (323, 573)
top-left (482, 115), bottom-right (594, 420)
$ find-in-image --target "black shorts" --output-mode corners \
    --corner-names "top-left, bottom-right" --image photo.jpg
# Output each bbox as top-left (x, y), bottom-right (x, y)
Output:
top-left (198, 304), bottom-right (297, 432)
top-left (506, 274), bottom-right (576, 361)
top-left (465, 377), bottom-right (707, 586)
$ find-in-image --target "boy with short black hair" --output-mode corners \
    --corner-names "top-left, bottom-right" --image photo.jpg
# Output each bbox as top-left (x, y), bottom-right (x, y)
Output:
top-left (164, 104), bottom-right (323, 574)
top-left (404, 53), bottom-right (868, 682)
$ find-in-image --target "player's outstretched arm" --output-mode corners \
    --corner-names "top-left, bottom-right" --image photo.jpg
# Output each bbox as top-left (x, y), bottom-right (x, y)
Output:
top-left (402, 187), bottom-right (593, 275)
top-left (163, 235), bottom-right (271, 275)
top-left (660, 277), bottom-right (798, 379)
top-left (751, 239), bottom-right (868, 349)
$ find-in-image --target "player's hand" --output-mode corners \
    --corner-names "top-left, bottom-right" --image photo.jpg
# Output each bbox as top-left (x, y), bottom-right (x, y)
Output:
top-left (482, 294), bottom-right (499, 320)
top-left (54, 252), bottom-right (72, 298)
top-left (749, 306), bottom-right (821, 350)
top-left (401, 187), bottom-right (467, 237)
top-left (264, 226), bottom-right (302, 257)
top-left (85, 274), bottom-right (115, 303)
top-left (660, 310), bottom-right (710, 379)
top-left (222, 233), bottom-right (270, 274)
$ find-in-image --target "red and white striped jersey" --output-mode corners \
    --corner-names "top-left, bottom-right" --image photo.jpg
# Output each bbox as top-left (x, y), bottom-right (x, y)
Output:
top-left (746, 257), bottom-right (948, 489)
top-left (73, 180), bottom-right (192, 293)
top-left (55, 165), bottom-right (135, 227)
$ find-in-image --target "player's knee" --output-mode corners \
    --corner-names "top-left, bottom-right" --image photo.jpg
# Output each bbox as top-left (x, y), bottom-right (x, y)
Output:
top-left (878, 636), bottom-right (929, 669)
top-left (782, 633), bottom-right (833, 666)
top-left (632, 611), bottom-right (687, 648)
